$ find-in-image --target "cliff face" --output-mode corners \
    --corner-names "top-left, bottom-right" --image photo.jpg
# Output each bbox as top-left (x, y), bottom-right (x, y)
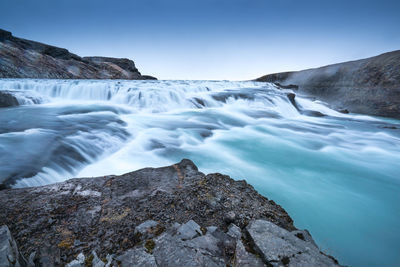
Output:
top-left (256, 51), bottom-right (400, 119)
top-left (0, 29), bottom-right (157, 80)
top-left (0, 159), bottom-right (340, 266)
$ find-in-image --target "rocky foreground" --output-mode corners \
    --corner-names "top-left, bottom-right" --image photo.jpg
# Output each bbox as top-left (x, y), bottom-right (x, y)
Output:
top-left (0, 159), bottom-right (340, 266)
top-left (256, 50), bottom-right (400, 119)
top-left (0, 29), bottom-right (156, 80)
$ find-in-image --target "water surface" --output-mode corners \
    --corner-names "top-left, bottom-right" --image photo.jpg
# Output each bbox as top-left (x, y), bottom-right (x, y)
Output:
top-left (1, 79), bottom-right (399, 266)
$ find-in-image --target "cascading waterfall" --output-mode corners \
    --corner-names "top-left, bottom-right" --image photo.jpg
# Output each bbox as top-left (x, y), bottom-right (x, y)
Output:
top-left (0, 79), bottom-right (399, 266)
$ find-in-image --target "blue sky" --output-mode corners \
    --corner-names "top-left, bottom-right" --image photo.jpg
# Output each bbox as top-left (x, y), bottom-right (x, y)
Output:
top-left (1, 0), bottom-right (399, 80)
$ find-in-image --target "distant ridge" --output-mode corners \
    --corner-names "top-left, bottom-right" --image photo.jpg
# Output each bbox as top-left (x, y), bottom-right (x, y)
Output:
top-left (256, 51), bottom-right (400, 119)
top-left (0, 29), bottom-right (157, 80)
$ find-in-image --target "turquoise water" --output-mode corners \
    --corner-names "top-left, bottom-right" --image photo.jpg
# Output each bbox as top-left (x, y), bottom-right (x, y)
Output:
top-left (1, 79), bottom-right (399, 266)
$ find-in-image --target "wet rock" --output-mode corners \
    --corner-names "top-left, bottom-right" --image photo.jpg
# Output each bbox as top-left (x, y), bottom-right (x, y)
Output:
top-left (301, 110), bottom-right (326, 117)
top-left (339, 109), bottom-right (349, 114)
top-left (246, 220), bottom-right (338, 266)
top-left (0, 91), bottom-right (19, 108)
top-left (286, 93), bottom-right (298, 110)
top-left (0, 225), bottom-right (26, 267)
top-left (383, 126), bottom-right (398, 129)
top-left (275, 83), bottom-right (299, 90)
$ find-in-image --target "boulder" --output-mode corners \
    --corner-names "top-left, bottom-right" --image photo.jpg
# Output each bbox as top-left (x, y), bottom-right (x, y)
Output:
top-left (0, 225), bottom-right (26, 267)
top-left (116, 248), bottom-right (156, 267)
top-left (0, 91), bottom-right (19, 108)
top-left (246, 220), bottom-right (338, 266)
top-left (177, 220), bottom-right (202, 240)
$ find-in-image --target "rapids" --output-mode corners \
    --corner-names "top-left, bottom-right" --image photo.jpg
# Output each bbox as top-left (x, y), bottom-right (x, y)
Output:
top-left (0, 79), bottom-right (399, 266)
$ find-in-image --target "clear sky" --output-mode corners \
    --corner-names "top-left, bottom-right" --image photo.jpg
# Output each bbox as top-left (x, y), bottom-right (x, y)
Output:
top-left (1, 0), bottom-right (399, 80)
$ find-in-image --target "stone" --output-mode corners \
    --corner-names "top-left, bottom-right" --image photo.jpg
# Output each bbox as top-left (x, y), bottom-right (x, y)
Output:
top-left (91, 251), bottom-right (106, 267)
top-left (116, 248), bottom-right (157, 267)
top-left (206, 226), bottom-right (218, 234)
top-left (234, 239), bottom-right (265, 267)
top-left (0, 91), bottom-right (19, 108)
top-left (301, 110), bottom-right (326, 117)
top-left (246, 220), bottom-right (339, 266)
top-left (286, 93), bottom-right (298, 110)
top-left (153, 233), bottom-right (225, 267)
top-left (0, 225), bottom-right (26, 267)
top-left (134, 220), bottom-right (163, 240)
top-left (227, 224), bottom-right (242, 239)
top-left (177, 220), bottom-right (202, 240)
top-left (66, 252), bottom-right (85, 267)
top-left (224, 211), bottom-right (236, 224)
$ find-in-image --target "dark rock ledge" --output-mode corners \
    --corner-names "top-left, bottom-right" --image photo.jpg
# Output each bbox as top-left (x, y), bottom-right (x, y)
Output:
top-left (0, 29), bottom-right (157, 80)
top-left (256, 50), bottom-right (400, 119)
top-left (0, 159), bottom-right (341, 266)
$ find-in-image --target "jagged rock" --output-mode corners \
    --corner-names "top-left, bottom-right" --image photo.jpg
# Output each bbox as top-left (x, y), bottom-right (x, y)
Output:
top-left (0, 225), bottom-right (26, 267)
top-left (134, 220), bottom-right (164, 240)
top-left (153, 232), bottom-right (226, 267)
top-left (0, 29), bottom-right (156, 80)
top-left (235, 239), bottom-right (265, 267)
top-left (66, 253), bottom-right (85, 267)
top-left (227, 224), bottom-right (242, 239)
top-left (206, 226), bottom-right (218, 234)
top-left (256, 50), bottom-right (400, 119)
top-left (91, 251), bottom-right (106, 267)
top-left (246, 220), bottom-right (338, 266)
top-left (177, 220), bottom-right (202, 240)
top-left (286, 93), bottom-right (298, 110)
top-left (116, 248), bottom-right (156, 267)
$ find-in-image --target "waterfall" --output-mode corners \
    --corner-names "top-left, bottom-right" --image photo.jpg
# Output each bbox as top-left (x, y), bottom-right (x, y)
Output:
top-left (1, 79), bottom-right (400, 266)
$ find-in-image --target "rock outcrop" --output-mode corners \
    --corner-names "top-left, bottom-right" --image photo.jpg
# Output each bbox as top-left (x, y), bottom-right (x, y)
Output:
top-left (256, 50), bottom-right (400, 118)
top-left (0, 225), bottom-right (26, 266)
top-left (0, 159), bottom-right (340, 266)
top-left (0, 29), bottom-right (157, 80)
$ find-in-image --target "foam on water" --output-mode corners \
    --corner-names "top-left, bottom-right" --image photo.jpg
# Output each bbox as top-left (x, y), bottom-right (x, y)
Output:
top-left (1, 79), bottom-right (400, 266)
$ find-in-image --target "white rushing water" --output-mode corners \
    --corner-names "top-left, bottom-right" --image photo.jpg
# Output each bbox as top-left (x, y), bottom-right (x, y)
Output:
top-left (1, 79), bottom-right (399, 266)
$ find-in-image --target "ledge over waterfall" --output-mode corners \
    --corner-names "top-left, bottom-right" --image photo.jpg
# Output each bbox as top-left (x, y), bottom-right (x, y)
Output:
top-left (256, 50), bottom-right (400, 119)
top-left (0, 29), bottom-right (157, 80)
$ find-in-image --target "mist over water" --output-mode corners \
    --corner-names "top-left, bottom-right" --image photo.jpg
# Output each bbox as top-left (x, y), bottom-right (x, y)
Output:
top-left (1, 79), bottom-right (399, 266)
